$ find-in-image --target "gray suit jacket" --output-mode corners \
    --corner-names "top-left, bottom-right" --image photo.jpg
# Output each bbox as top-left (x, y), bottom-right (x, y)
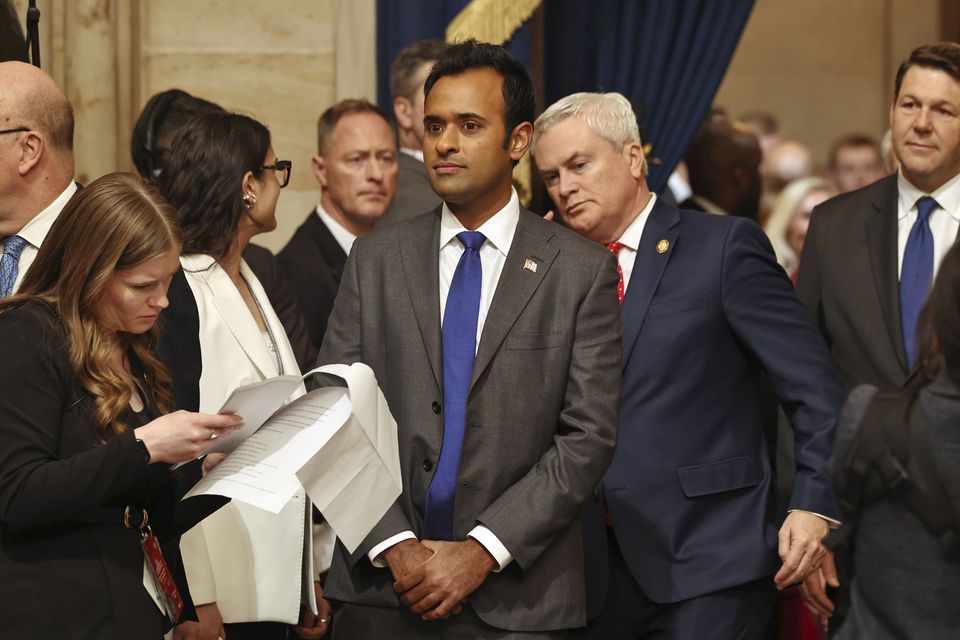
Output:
top-left (380, 152), bottom-right (442, 224)
top-left (797, 175), bottom-right (920, 390)
top-left (315, 207), bottom-right (622, 631)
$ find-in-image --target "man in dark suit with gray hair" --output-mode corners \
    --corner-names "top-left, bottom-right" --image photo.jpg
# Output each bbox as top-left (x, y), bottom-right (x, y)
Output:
top-left (315, 40), bottom-right (622, 638)
top-left (533, 91), bottom-right (844, 640)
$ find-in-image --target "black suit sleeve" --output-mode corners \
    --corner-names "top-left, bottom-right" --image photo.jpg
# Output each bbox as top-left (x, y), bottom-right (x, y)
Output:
top-left (795, 205), bottom-right (829, 347)
top-left (0, 306), bottom-right (153, 533)
top-left (244, 244), bottom-right (317, 371)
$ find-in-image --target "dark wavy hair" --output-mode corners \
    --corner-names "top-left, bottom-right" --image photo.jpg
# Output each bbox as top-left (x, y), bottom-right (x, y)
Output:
top-left (424, 38), bottom-right (535, 147)
top-left (130, 89), bottom-right (224, 181)
top-left (158, 111), bottom-right (270, 259)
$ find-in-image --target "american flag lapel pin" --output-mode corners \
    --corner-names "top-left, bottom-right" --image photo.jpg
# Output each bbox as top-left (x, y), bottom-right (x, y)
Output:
top-left (523, 258), bottom-right (538, 273)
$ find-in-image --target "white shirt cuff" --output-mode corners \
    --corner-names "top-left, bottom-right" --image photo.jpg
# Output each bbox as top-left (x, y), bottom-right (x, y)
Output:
top-left (367, 531), bottom-right (417, 567)
top-left (788, 509), bottom-right (842, 528)
top-left (468, 525), bottom-right (512, 572)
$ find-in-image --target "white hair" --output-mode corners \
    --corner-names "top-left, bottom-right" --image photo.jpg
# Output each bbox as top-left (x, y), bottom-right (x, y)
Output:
top-left (533, 92), bottom-right (647, 176)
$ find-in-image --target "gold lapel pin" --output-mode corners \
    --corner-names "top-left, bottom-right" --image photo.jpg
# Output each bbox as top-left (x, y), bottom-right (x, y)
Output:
top-left (523, 258), bottom-right (538, 273)
top-left (656, 239), bottom-right (670, 254)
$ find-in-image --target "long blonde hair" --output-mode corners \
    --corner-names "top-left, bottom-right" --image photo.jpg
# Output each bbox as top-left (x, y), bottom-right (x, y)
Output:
top-left (1, 173), bottom-right (181, 440)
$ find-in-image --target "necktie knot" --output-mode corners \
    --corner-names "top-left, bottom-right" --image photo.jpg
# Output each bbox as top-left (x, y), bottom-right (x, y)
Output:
top-left (458, 231), bottom-right (486, 252)
top-left (605, 241), bottom-right (625, 257)
top-left (2, 235), bottom-right (26, 259)
top-left (915, 196), bottom-right (939, 222)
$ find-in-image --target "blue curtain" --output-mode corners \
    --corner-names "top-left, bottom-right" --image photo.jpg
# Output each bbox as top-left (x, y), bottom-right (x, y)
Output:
top-left (544, 0), bottom-right (755, 194)
top-left (375, 0), bottom-right (531, 113)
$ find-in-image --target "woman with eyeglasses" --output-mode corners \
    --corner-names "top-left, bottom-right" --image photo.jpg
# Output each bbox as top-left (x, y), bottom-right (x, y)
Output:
top-left (157, 112), bottom-right (329, 640)
top-left (0, 173), bottom-right (240, 639)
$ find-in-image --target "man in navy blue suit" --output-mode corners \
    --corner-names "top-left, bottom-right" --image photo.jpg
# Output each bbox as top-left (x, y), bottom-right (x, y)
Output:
top-left (532, 92), bottom-right (846, 639)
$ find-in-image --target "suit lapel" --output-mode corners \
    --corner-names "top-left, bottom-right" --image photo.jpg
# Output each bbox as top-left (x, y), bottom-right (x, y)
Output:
top-left (399, 209), bottom-right (444, 390)
top-left (621, 200), bottom-right (681, 369)
top-left (864, 177), bottom-right (909, 374)
top-left (307, 212), bottom-right (348, 282)
top-left (471, 211), bottom-right (558, 390)
top-left (182, 254), bottom-right (277, 379)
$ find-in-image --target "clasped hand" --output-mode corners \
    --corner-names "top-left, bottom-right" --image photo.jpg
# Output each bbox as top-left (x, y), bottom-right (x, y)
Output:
top-left (383, 538), bottom-right (495, 621)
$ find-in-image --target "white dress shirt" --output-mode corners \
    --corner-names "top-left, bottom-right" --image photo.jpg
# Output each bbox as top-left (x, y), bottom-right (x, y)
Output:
top-left (367, 188), bottom-right (521, 572)
top-left (400, 147), bottom-right (425, 163)
top-left (896, 170), bottom-right (960, 279)
top-left (5, 182), bottom-right (77, 293)
top-left (316, 203), bottom-right (358, 256)
top-left (612, 194), bottom-right (656, 293)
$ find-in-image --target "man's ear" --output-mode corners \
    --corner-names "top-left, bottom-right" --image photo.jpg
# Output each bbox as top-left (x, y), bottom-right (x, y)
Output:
top-left (312, 155), bottom-right (327, 188)
top-left (509, 122), bottom-right (533, 162)
top-left (394, 96), bottom-right (414, 131)
top-left (17, 132), bottom-right (44, 177)
top-left (624, 141), bottom-right (645, 180)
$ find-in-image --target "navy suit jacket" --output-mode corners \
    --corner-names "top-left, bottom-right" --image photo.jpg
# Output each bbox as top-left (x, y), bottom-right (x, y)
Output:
top-left (585, 199), bottom-right (845, 609)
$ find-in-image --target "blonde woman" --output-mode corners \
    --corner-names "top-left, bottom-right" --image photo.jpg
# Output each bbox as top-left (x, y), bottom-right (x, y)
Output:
top-left (764, 176), bottom-right (836, 282)
top-left (0, 173), bottom-right (239, 639)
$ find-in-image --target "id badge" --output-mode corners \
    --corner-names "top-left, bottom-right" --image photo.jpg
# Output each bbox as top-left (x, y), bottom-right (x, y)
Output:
top-left (141, 525), bottom-right (185, 625)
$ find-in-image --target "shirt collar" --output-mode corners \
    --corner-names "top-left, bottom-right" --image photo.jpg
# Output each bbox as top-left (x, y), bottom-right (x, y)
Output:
top-left (315, 203), bottom-right (358, 255)
top-left (17, 182), bottom-right (77, 248)
top-left (897, 169), bottom-right (960, 221)
top-left (439, 187), bottom-right (520, 258)
top-left (690, 194), bottom-right (727, 215)
top-left (400, 147), bottom-right (424, 163)
top-left (617, 193), bottom-right (657, 251)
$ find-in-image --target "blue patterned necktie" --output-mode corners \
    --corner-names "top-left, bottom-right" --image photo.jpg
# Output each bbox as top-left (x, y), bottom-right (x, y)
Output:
top-left (900, 196), bottom-right (938, 369)
top-left (0, 235), bottom-right (27, 298)
top-left (424, 230), bottom-right (486, 541)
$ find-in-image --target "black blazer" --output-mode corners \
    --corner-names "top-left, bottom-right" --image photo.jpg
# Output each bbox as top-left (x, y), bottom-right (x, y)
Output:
top-left (277, 212), bottom-right (347, 356)
top-left (0, 301), bottom-right (225, 639)
top-left (797, 175), bottom-right (929, 390)
top-left (242, 243), bottom-right (315, 371)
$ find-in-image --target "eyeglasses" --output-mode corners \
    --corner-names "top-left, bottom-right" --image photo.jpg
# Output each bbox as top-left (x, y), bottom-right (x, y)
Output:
top-left (261, 160), bottom-right (292, 188)
top-left (0, 127), bottom-right (30, 135)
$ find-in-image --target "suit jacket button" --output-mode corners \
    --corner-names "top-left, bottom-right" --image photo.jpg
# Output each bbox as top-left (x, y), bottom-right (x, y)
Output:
top-left (422, 459), bottom-right (433, 472)
top-left (432, 401), bottom-right (441, 414)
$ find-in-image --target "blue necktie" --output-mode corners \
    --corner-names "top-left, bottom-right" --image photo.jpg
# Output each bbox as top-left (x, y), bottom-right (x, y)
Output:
top-left (0, 235), bottom-right (27, 298)
top-left (900, 196), bottom-right (938, 368)
top-left (425, 230), bottom-right (485, 541)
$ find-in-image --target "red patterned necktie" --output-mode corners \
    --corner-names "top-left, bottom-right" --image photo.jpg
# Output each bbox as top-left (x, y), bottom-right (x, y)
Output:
top-left (605, 241), bottom-right (625, 304)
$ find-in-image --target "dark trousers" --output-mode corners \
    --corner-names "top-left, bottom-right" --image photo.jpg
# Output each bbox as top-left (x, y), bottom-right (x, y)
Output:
top-left (331, 601), bottom-right (566, 640)
top-left (573, 531), bottom-right (776, 640)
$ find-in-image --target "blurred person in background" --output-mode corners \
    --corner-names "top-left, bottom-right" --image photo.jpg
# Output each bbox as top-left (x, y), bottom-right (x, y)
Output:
top-left (682, 117), bottom-right (763, 220)
top-left (381, 38), bottom-right (445, 223)
top-left (158, 112), bottom-right (329, 640)
top-left (827, 134), bottom-right (886, 193)
top-left (765, 177), bottom-right (836, 283)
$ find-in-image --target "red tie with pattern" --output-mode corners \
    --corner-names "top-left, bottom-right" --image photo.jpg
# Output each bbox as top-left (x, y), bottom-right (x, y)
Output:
top-left (605, 241), bottom-right (625, 304)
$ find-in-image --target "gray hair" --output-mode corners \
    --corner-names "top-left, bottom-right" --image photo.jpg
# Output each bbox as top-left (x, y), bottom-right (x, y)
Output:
top-left (533, 92), bottom-right (647, 175)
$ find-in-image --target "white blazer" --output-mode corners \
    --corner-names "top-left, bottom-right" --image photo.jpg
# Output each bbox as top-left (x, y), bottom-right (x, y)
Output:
top-left (178, 253), bottom-right (312, 625)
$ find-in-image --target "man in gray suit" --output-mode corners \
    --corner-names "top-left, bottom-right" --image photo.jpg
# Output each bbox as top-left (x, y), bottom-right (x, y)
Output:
top-left (380, 39), bottom-right (446, 223)
top-left (315, 40), bottom-right (622, 638)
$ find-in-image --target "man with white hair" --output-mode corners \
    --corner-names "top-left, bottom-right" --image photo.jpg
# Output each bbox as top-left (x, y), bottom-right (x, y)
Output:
top-left (532, 92), bottom-right (845, 639)
top-left (0, 61), bottom-right (76, 298)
